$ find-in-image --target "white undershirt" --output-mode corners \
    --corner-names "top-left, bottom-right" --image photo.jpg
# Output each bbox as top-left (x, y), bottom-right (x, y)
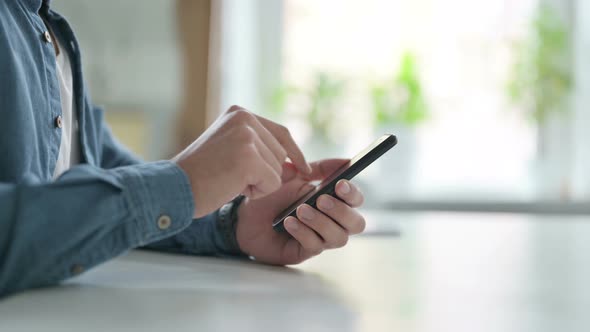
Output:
top-left (52, 36), bottom-right (80, 179)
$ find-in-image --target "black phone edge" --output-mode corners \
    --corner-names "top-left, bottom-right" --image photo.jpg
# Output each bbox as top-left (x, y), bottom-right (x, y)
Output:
top-left (272, 134), bottom-right (398, 233)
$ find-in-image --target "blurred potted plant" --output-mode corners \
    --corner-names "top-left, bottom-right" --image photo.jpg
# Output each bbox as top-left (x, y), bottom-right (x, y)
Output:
top-left (507, 4), bottom-right (572, 133)
top-left (367, 52), bottom-right (429, 200)
top-left (370, 52), bottom-right (429, 129)
top-left (506, 4), bottom-right (573, 199)
top-left (269, 72), bottom-right (346, 159)
top-left (306, 72), bottom-right (346, 143)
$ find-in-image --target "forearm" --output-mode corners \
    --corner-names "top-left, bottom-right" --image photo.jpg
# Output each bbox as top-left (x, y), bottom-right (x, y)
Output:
top-left (0, 161), bottom-right (193, 297)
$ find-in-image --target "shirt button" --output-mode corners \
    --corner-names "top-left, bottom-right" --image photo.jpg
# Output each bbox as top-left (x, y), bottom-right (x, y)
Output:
top-left (43, 31), bottom-right (52, 43)
top-left (157, 215), bottom-right (172, 230)
top-left (55, 115), bottom-right (63, 128)
top-left (71, 264), bottom-right (84, 276)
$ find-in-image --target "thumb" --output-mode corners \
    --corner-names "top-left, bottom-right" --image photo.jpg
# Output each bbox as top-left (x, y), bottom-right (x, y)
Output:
top-left (304, 159), bottom-right (350, 181)
top-left (281, 162), bottom-right (298, 183)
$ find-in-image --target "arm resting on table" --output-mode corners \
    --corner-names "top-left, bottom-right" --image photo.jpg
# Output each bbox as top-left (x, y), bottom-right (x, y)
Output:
top-left (0, 161), bottom-right (194, 297)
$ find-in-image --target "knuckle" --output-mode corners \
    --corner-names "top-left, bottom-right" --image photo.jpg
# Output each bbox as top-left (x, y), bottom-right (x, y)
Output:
top-left (237, 126), bottom-right (257, 143)
top-left (274, 146), bottom-right (287, 162)
top-left (337, 235), bottom-right (349, 248)
top-left (357, 195), bottom-right (365, 207)
top-left (355, 187), bottom-right (365, 206)
top-left (275, 170), bottom-right (282, 183)
top-left (287, 257), bottom-right (305, 265)
top-left (353, 216), bottom-right (366, 234)
top-left (233, 108), bottom-right (255, 123)
top-left (308, 247), bottom-right (323, 257)
top-left (276, 124), bottom-right (291, 138)
top-left (328, 236), bottom-right (347, 249)
top-left (238, 142), bottom-right (258, 161)
top-left (227, 104), bottom-right (243, 113)
top-left (269, 172), bottom-right (282, 191)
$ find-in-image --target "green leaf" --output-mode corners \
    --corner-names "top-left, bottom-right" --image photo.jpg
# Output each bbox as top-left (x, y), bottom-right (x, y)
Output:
top-left (506, 3), bottom-right (572, 124)
top-left (369, 51), bottom-right (429, 127)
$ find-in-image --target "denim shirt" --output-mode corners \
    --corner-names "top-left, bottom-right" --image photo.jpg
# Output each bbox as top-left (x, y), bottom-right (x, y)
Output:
top-left (0, 0), bottom-right (237, 297)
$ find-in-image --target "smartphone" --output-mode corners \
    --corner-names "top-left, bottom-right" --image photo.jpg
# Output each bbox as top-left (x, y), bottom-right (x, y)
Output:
top-left (273, 134), bottom-right (397, 232)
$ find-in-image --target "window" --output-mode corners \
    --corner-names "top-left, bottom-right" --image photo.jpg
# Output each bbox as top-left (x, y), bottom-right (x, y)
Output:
top-left (218, 0), bottom-right (590, 207)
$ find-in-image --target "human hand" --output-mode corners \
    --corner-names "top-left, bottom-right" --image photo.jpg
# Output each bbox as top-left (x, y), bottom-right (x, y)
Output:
top-left (173, 106), bottom-right (311, 218)
top-left (235, 159), bottom-right (366, 265)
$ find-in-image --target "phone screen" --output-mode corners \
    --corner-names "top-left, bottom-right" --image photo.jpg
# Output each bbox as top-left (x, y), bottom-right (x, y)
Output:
top-left (272, 134), bottom-right (397, 231)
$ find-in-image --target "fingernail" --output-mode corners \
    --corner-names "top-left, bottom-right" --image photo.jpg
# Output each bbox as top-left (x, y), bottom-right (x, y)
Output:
top-left (339, 181), bottom-right (351, 195)
top-left (318, 195), bottom-right (334, 210)
top-left (299, 205), bottom-right (315, 221)
top-left (286, 218), bottom-right (299, 231)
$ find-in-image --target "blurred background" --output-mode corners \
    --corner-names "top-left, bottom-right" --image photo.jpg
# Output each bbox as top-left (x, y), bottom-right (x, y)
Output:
top-left (51, 0), bottom-right (590, 212)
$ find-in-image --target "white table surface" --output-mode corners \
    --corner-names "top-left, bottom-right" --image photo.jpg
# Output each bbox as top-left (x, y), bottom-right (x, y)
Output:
top-left (1, 211), bottom-right (589, 332)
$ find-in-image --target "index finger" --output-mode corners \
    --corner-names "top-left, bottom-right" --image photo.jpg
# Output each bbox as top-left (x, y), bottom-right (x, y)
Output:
top-left (254, 115), bottom-right (312, 174)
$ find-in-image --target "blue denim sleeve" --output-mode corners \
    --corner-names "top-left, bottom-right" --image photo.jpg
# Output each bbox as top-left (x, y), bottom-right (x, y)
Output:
top-left (0, 161), bottom-right (194, 297)
top-left (97, 115), bottom-right (241, 257)
top-left (144, 209), bottom-right (245, 257)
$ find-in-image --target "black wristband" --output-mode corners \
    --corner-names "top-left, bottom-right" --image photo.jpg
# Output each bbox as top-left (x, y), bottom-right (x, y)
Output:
top-left (217, 195), bottom-right (247, 257)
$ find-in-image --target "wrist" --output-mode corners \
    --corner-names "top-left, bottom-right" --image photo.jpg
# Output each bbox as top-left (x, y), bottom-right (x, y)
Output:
top-left (216, 195), bottom-right (248, 256)
top-left (174, 159), bottom-right (209, 218)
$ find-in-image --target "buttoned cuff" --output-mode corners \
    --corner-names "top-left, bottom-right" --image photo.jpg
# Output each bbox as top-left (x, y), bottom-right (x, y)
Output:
top-left (173, 198), bottom-right (248, 257)
top-left (112, 160), bottom-right (195, 245)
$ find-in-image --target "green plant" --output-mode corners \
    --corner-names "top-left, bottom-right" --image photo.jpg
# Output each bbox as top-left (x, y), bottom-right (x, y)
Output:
top-left (507, 4), bottom-right (572, 123)
top-left (370, 52), bottom-right (428, 128)
top-left (268, 84), bottom-right (300, 120)
top-left (307, 72), bottom-right (345, 140)
top-left (270, 56), bottom-right (427, 142)
top-left (269, 72), bottom-right (345, 142)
